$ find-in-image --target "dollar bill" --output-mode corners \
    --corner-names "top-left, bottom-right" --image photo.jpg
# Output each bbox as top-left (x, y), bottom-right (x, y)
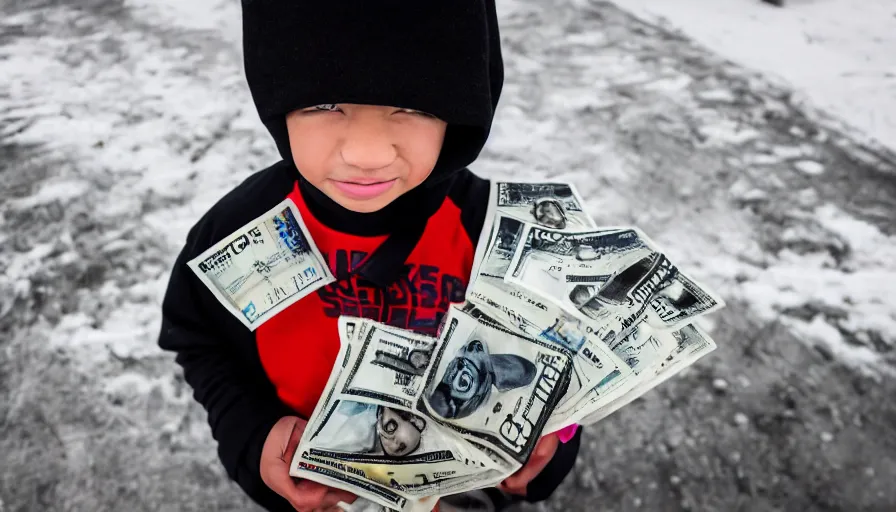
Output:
top-left (643, 271), bottom-right (726, 330)
top-left (293, 451), bottom-right (408, 510)
top-left (459, 292), bottom-right (631, 421)
top-left (495, 224), bottom-right (704, 429)
top-left (469, 220), bottom-right (725, 433)
top-left (606, 321), bottom-right (677, 376)
top-left (302, 399), bottom-right (492, 495)
top-left (503, 223), bottom-right (725, 335)
top-left (313, 454), bottom-right (505, 502)
top-left (544, 269), bottom-right (718, 429)
top-left (188, 198), bottom-right (334, 330)
top-left (494, 181), bottom-right (596, 230)
top-left (297, 318), bottom-right (501, 503)
top-left (506, 225), bottom-right (680, 344)
top-left (504, 226), bottom-right (654, 302)
top-left (546, 320), bottom-right (680, 428)
top-left (563, 263), bottom-right (725, 335)
top-left (477, 215), bottom-right (527, 282)
top-left (417, 305), bottom-right (573, 464)
top-left (545, 318), bottom-right (687, 429)
top-left (468, 178), bottom-right (599, 298)
top-left (322, 459), bottom-right (501, 498)
top-left (304, 317), bottom-right (359, 439)
top-left (578, 323), bottom-right (717, 426)
top-left (336, 322), bottom-right (439, 410)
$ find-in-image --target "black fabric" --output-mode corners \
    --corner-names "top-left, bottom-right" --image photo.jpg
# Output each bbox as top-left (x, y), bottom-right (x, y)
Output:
top-left (241, 0), bottom-right (504, 255)
top-left (354, 214), bottom-right (429, 288)
top-left (451, 169), bottom-right (492, 250)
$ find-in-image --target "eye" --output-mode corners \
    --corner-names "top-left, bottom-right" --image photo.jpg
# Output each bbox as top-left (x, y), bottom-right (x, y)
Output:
top-left (305, 104), bottom-right (342, 113)
top-left (383, 419), bottom-right (398, 433)
top-left (395, 108), bottom-right (436, 118)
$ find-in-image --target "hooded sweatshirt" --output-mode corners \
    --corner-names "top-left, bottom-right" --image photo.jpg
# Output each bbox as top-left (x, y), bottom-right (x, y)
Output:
top-left (158, 3), bottom-right (578, 510)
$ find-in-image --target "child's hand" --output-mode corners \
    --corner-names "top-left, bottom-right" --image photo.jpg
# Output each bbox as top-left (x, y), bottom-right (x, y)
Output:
top-left (260, 416), bottom-right (357, 511)
top-left (498, 433), bottom-right (560, 497)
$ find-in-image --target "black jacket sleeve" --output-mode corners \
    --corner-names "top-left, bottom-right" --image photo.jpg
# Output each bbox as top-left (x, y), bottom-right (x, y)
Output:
top-left (159, 220), bottom-right (296, 509)
top-left (157, 163), bottom-right (300, 511)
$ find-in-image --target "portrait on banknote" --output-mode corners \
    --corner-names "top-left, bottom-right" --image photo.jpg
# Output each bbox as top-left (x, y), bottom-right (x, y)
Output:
top-left (567, 252), bottom-right (670, 310)
top-left (531, 197), bottom-right (568, 229)
top-left (496, 182), bottom-right (594, 230)
top-left (420, 307), bottom-right (572, 463)
top-left (427, 338), bottom-right (537, 420)
top-left (311, 401), bottom-right (428, 458)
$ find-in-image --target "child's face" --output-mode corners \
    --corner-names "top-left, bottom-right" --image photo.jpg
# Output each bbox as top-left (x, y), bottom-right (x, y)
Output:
top-left (286, 103), bottom-right (448, 213)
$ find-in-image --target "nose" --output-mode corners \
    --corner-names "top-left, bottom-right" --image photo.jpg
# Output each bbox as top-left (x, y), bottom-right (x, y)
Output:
top-left (339, 116), bottom-right (398, 171)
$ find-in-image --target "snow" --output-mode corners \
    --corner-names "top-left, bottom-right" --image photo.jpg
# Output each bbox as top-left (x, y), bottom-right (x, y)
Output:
top-left (794, 160), bottom-right (825, 175)
top-left (9, 179), bottom-right (91, 208)
top-left (612, 0), bottom-right (896, 151)
top-left (735, 202), bottom-right (896, 367)
top-left (2, 0), bottom-right (896, 510)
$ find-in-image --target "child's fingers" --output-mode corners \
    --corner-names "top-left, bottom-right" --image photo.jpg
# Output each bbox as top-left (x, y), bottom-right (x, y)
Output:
top-left (289, 479), bottom-right (330, 509)
top-left (320, 488), bottom-right (357, 508)
top-left (501, 434), bottom-right (559, 492)
top-left (536, 434), bottom-right (560, 457)
top-left (505, 450), bottom-right (550, 487)
top-left (283, 418), bottom-right (305, 459)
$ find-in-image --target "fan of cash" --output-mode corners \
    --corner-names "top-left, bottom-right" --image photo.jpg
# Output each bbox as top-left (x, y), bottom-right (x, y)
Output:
top-left (287, 182), bottom-right (725, 511)
top-left (186, 180), bottom-right (725, 512)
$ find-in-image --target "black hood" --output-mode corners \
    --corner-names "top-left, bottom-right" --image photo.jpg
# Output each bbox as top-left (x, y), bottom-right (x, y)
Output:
top-left (241, 1), bottom-right (504, 235)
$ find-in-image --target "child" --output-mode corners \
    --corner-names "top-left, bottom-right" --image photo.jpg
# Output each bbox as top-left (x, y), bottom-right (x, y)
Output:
top-left (158, 2), bottom-right (581, 511)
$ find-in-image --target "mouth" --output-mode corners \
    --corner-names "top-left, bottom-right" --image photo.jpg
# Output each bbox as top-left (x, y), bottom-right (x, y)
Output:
top-left (330, 178), bottom-right (398, 200)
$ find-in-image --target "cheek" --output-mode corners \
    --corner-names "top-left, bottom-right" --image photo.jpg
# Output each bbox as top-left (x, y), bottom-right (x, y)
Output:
top-left (286, 120), bottom-right (337, 182)
top-left (398, 124), bottom-right (446, 185)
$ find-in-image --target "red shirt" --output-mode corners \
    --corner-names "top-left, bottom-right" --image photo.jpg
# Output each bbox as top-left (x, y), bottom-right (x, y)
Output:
top-left (256, 183), bottom-right (476, 417)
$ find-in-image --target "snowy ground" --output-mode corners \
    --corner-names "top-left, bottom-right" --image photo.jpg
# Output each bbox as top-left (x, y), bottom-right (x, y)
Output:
top-left (613, 0), bottom-right (896, 152)
top-left (1, 1), bottom-right (895, 511)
